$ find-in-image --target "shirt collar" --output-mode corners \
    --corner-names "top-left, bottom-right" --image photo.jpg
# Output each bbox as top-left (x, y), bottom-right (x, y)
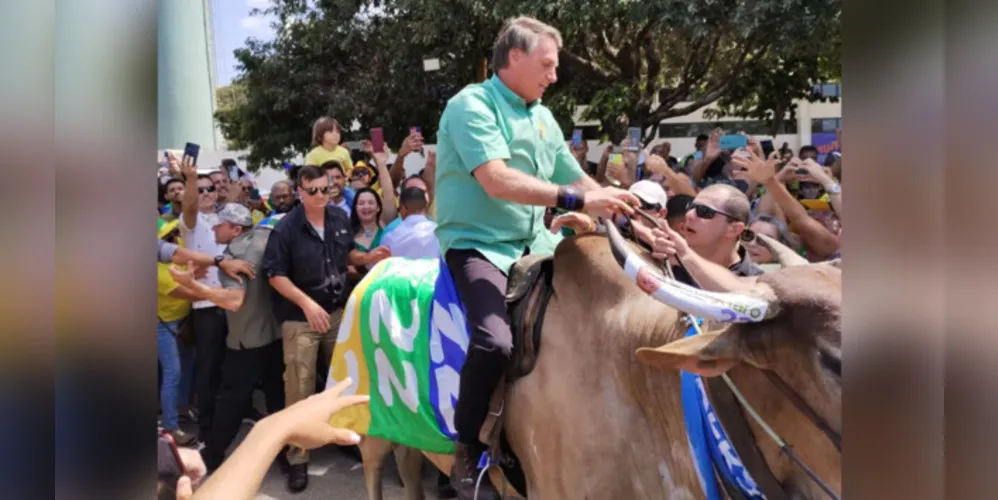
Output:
top-left (487, 74), bottom-right (541, 109)
top-left (403, 214), bottom-right (429, 224)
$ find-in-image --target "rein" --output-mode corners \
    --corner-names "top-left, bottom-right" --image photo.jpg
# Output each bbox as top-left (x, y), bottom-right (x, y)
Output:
top-left (614, 211), bottom-right (841, 500)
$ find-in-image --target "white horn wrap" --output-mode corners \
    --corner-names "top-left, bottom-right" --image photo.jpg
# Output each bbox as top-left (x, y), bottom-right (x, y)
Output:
top-left (605, 220), bottom-right (772, 323)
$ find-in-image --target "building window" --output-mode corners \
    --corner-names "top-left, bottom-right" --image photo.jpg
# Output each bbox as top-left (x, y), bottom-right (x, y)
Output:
top-left (811, 118), bottom-right (841, 133)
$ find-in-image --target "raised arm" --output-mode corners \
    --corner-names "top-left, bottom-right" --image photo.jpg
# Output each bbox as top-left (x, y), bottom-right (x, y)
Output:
top-left (177, 153), bottom-right (200, 231)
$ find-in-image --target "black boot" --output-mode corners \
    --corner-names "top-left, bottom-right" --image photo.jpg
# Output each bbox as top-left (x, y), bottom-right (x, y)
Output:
top-left (287, 463), bottom-right (308, 493)
top-left (449, 442), bottom-right (500, 500)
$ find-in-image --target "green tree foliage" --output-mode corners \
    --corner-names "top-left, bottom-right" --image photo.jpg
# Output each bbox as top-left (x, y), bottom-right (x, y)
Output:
top-left (703, 10), bottom-right (842, 136)
top-left (216, 0), bottom-right (841, 170)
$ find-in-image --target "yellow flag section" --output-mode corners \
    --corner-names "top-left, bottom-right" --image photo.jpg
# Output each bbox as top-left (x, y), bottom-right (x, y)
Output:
top-left (325, 260), bottom-right (388, 434)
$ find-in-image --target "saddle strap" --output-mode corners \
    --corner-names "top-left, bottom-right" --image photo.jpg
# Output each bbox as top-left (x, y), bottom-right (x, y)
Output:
top-left (479, 377), bottom-right (507, 457)
top-left (706, 376), bottom-right (790, 500)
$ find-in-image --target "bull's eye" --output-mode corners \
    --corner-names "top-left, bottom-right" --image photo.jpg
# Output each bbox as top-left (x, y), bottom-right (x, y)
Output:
top-left (819, 349), bottom-right (841, 378)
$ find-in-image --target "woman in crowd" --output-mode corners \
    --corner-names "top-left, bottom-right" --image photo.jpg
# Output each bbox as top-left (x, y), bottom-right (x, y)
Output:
top-left (347, 188), bottom-right (392, 279)
top-left (742, 214), bottom-right (801, 268)
top-left (156, 220), bottom-right (199, 446)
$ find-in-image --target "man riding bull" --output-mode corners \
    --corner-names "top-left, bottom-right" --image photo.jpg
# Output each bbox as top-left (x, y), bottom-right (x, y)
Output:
top-left (433, 16), bottom-right (640, 499)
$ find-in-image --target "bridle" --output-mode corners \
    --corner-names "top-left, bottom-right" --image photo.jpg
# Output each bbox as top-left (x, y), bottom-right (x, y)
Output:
top-left (616, 209), bottom-right (842, 500)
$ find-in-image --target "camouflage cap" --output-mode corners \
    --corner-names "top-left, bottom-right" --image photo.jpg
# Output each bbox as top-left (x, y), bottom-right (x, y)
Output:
top-left (215, 203), bottom-right (253, 227)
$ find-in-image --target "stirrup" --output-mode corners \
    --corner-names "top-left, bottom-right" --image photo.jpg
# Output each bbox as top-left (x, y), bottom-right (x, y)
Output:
top-left (474, 452), bottom-right (507, 500)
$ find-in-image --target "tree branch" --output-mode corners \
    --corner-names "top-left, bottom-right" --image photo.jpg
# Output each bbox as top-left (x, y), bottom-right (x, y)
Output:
top-left (599, 30), bottom-right (619, 61)
top-left (560, 49), bottom-right (615, 82)
top-left (649, 41), bottom-right (770, 123)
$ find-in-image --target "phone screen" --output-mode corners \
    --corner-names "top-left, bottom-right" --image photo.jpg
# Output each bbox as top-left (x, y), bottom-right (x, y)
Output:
top-left (719, 135), bottom-right (747, 150)
top-left (572, 129), bottom-right (583, 148)
top-left (627, 127), bottom-right (641, 151)
top-left (183, 142), bottom-right (200, 165)
top-left (250, 188), bottom-right (261, 200)
top-left (371, 128), bottom-right (385, 153)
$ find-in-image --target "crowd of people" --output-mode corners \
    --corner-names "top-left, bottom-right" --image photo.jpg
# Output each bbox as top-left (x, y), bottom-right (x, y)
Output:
top-left (155, 15), bottom-right (841, 500)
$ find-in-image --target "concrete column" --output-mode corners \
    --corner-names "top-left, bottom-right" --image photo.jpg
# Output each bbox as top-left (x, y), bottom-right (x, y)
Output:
top-left (158, 0), bottom-right (218, 150)
top-left (796, 99), bottom-right (812, 147)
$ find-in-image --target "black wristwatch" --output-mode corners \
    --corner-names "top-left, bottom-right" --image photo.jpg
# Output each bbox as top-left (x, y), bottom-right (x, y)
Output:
top-left (213, 255), bottom-right (226, 267)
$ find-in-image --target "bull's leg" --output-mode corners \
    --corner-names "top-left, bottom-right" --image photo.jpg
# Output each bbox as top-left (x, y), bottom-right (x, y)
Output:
top-left (360, 436), bottom-right (394, 500)
top-left (393, 445), bottom-right (426, 500)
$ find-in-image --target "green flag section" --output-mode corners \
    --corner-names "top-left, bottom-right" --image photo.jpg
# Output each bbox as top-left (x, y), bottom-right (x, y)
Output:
top-left (327, 257), bottom-right (468, 454)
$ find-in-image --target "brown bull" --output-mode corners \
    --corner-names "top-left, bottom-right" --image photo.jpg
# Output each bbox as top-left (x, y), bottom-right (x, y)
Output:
top-left (358, 229), bottom-right (841, 499)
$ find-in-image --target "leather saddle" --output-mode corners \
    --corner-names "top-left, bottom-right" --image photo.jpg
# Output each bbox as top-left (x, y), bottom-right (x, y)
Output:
top-left (477, 253), bottom-right (556, 496)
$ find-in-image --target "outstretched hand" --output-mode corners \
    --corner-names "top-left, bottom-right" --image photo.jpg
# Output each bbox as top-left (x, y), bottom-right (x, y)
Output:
top-left (582, 186), bottom-right (639, 220)
top-left (268, 378), bottom-right (370, 450)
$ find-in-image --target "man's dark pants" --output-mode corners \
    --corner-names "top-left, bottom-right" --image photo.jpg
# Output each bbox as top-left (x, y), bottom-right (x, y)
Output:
top-left (201, 340), bottom-right (285, 470)
top-left (191, 307), bottom-right (228, 439)
top-left (445, 248), bottom-right (515, 448)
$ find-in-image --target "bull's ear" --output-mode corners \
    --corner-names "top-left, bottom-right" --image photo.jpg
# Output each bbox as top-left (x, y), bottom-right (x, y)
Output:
top-left (635, 331), bottom-right (741, 377)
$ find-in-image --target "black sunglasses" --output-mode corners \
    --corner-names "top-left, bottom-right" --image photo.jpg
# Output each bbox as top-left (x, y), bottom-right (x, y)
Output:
top-left (640, 201), bottom-right (662, 212)
top-left (198, 186), bottom-right (216, 193)
top-left (690, 203), bottom-right (743, 223)
top-left (301, 186), bottom-right (335, 196)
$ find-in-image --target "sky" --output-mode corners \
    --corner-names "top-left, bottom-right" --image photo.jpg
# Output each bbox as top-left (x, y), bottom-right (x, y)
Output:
top-left (211, 0), bottom-right (276, 87)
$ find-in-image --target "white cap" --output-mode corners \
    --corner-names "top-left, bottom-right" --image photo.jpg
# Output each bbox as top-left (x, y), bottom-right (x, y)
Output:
top-left (629, 180), bottom-right (668, 209)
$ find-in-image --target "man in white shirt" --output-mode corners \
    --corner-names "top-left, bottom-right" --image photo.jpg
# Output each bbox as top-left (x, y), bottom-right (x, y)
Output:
top-left (381, 186), bottom-right (440, 259)
top-left (177, 155), bottom-right (232, 443)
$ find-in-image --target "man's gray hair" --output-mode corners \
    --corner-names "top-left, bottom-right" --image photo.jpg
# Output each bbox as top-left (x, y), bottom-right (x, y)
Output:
top-left (492, 16), bottom-right (563, 71)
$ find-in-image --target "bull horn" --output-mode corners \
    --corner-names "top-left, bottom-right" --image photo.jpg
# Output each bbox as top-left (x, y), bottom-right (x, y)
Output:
top-left (605, 219), bottom-right (776, 323)
top-left (754, 233), bottom-right (808, 267)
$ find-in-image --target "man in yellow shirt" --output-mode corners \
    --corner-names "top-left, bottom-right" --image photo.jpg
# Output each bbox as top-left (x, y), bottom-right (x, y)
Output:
top-left (304, 116), bottom-right (353, 175)
top-left (157, 220), bottom-right (200, 446)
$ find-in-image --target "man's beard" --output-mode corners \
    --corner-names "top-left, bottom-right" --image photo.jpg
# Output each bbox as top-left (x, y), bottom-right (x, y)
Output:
top-left (273, 202), bottom-right (293, 214)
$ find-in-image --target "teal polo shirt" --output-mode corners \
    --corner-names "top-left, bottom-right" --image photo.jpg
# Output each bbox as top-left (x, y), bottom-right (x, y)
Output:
top-left (434, 74), bottom-right (586, 274)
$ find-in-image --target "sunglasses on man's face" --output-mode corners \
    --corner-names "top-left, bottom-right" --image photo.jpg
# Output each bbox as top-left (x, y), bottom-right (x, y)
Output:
top-left (639, 201), bottom-right (662, 212)
top-left (198, 186), bottom-right (216, 194)
top-left (689, 203), bottom-right (742, 222)
top-left (301, 186), bottom-right (335, 196)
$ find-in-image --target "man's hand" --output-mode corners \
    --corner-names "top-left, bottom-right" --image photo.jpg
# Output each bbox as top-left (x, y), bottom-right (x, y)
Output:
top-left (582, 186), bottom-right (639, 219)
top-left (372, 151), bottom-right (389, 168)
top-left (397, 132), bottom-right (423, 157)
top-left (705, 128), bottom-right (723, 160)
top-left (301, 298), bottom-right (331, 333)
top-left (166, 152), bottom-right (182, 178)
top-left (569, 140), bottom-right (588, 164)
top-left (265, 378), bottom-right (369, 450)
top-left (550, 212), bottom-right (597, 234)
top-left (746, 135), bottom-right (764, 159)
top-left (179, 154), bottom-right (197, 181)
top-left (218, 259), bottom-right (256, 283)
top-left (648, 223), bottom-right (692, 264)
top-left (731, 148), bottom-right (778, 185)
top-left (645, 154), bottom-right (670, 176)
top-left (169, 262), bottom-right (198, 287)
top-left (423, 150), bottom-right (437, 178)
top-left (798, 158), bottom-right (837, 186)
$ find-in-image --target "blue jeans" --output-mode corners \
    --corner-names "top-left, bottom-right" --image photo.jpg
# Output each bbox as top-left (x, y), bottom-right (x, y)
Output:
top-left (158, 319), bottom-right (195, 430)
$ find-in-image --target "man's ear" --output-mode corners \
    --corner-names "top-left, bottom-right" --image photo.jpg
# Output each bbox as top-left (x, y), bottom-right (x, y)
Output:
top-left (635, 330), bottom-right (742, 377)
